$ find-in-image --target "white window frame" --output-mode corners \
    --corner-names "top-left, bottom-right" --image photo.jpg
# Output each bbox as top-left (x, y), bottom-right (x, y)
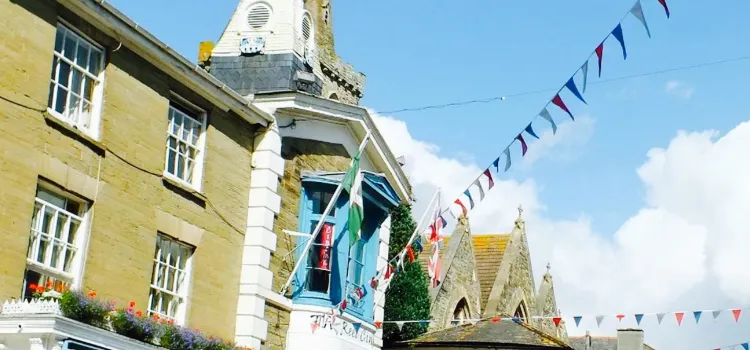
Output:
top-left (24, 183), bottom-right (91, 297)
top-left (163, 94), bottom-right (207, 192)
top-left (147, 234), bottom-right (194, 325)
top-left (47, 20), bottom-right (106, 140)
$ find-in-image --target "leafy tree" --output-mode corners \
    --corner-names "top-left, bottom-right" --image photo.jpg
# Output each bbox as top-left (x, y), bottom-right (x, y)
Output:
top-left (383, 204), bottom-right (431, 346)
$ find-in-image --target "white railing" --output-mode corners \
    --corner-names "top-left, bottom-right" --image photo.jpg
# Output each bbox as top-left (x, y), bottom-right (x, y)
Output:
top-left (1, 299), bottom-right (61, 316)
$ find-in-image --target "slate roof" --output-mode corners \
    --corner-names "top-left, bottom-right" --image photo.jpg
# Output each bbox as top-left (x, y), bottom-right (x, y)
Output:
top-left (400, 319), bottom-right (572, 349)
top-left (568, 336), bottom-right (656, 350)
top-left (472, 234), bottom-right (511, 310)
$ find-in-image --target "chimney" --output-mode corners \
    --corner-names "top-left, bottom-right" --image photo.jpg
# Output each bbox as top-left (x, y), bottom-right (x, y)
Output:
top-left (617, 329), bottom-right (644, 350)
top-left (584, 331), bottom-right (592, 350)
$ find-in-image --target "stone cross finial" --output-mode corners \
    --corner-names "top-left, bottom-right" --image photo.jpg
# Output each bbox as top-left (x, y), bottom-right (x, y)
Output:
top-left (517, 204), bottom-right (523, 218)
top-left (546, 263), bottom-right (551, 274)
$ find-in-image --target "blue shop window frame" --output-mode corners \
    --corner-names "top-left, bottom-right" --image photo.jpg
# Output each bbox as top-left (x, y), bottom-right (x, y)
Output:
top-left (292, 177), bottom-right (395, 323)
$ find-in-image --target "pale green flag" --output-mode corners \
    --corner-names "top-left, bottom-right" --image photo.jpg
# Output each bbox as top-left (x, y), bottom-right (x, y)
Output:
top-left (342, 150), bottom-right (364, 247)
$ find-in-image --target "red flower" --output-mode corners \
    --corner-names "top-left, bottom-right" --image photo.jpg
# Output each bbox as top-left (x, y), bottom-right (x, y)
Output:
top-left (152, 314), bottom-right (160, 321)
top-left (29, 283), bottom-right (37, 290)
top-left (87, 290), bottom-right (96, 298)
top-left (136, 310), bottom-right (143, 317)
top-left (45, 281), bottom-right (53, 288)
top-left (129, 301), bottom-right (136, 308)
top-left (35, 286), bottom-right (45, 293)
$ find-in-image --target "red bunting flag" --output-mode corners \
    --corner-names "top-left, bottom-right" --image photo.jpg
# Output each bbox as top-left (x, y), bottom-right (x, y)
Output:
top-left (375, 321), bottom-right (383, 329)
top-left (553, 317), bottom-right (562, 327)
top-left (658, 0), bottom-right (670, 18)
top-left (311, 323), bottom-right (319, 333)
top-left (551, 94), bottom-right (574, 121)
top-left (454, 199), bottom-right (468, 217)
top-left (407, 246), bottom-right (415, 263)
top-left (595, 43), bottom-right (604, 77)
top-left (483, 169), bottom-right (495, 190)
top-left (492, 317), bottom-right (501, 323)
top-left (616, 314), bottom-right (625, 322)
top-left (733, 309), bottom-right (742, 322)
top-left (516, 134), bottom-right (528, 156)
top-left (675, 312), bottom-right (684, 326)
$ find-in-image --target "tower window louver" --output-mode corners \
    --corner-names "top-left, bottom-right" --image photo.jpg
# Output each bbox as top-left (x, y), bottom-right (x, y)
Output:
top-left (247, 4), bottom-right (271, 30)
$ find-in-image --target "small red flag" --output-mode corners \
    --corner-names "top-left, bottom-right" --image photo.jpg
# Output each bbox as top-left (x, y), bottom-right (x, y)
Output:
top-left (551, 94), bottom-right (574, 121)
top-left (675, 312), bottom-right (684, 326)
top-left (616, 314), bottom-right (625, 322)
top-left (454, 199), bottom-right (468, 217)
top-left (733, 309), bottom-right (742, 322)
top-left (492, 317), bottom-right (501, 323)
top-left (516, 134), bottom-right (528, 156)
top-left (658, 0), bottom-right (670, 18)
top-left (375, 321), bottom-right (383, 329)
top-left (595, 43), bottom-right (604, 77)
top-left (483, 169), bottom-right (495, 189)
top-left (553, 317), bottom-right (562, 327)
top-left (311, 323), bottom-right (319, 333)
top-left (407, 246), bottom-right (415, 263)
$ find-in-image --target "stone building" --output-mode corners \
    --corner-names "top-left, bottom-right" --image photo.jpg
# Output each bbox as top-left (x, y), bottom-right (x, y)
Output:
top-left (204, 1), bottom-right (412, 350)
top-left (569, 329), bottom-right (656, 350)
top-left (419, 208), bottom-right (568, 344)
top-left (0, 0), bottom-right (277, 348)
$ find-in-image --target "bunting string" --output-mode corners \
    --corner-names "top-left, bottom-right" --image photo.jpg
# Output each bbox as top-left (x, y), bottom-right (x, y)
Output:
top-left (444, 0), bottom-right (670, 221)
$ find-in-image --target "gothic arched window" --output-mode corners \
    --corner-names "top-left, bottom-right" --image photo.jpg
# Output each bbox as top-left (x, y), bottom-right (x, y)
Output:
top-left (452, 298), bottom-right (470, 325)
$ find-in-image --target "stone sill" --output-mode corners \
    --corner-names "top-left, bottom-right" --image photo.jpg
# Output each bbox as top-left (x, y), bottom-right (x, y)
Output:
top-left (43, 110), bottom-right (106, 156)
top-left (0, 314), bottom-right (159, 350)
top-left (161, 176), bottom-right (207, 205)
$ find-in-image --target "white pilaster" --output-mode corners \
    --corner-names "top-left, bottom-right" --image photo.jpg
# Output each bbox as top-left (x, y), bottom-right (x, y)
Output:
top-left (373, 215), bottom-right (391, 347)
top-left (235, 123), bottom-right (285, 349)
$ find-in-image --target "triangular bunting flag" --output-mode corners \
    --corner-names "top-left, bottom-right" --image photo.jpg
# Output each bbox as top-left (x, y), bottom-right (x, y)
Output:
top-left (616, 314), bottom-right (625, 321)
top-left (451, 320), bottom-right (459, 326)
top-left (733, 309), bottom-right (742, 322)
top-left (407, 246), bottom-right (415, 263)
top-left (472, 179), bottom-right (485, 200)
top-left (712, 310), bottom-right (722, 320)
top-left (414, 237), bottom-right (423, 253)
top-left (539, 108), bottom-right (557, 135)
top-left (574, 316), bottom-right (582, 327)
top-left (635, 314), bottom-right (643, 325)
top-left (453, 199), bottom-right (468, 217)
top-left (503, 148), bottom-right (511, 172)
top-left (595, 315), bottom-right (605, 327)
top-left (580, 61), bottom-right (589, 93)
top-left (551, 94), bottom-right (574, 121)
top-left (656, 313), bottom-right (665, 324)
top-left (375, 321), bottom-right (383, 329)
top-left (595, 43), bottom-right (604, 77)
top-left (396, 321), bottom-right (404, 331)
top-left (492, 157), bottom-right (500, 172)
top-left (419, 321), bottom-right (430, 328)
top-left (611, 24), bottom-right (627, 60)
top-left (565, 77), bottom-right (587, 104)
top-left (311, 323), bottom-right (319, 333)
top-left (463, 190), bottom-right (475, 209)
top-left (658, 0), bottom-right (670, 18)
top-left (675, 312), bottom-right (684, 326)
top-left (525, 124), bottom-right (539, 139)
top-left (516, 134), bottom-right (528, 156)
top-left (630, 0), bottom-right (651, 38)
top-left (512, 316), bottom-right (521, 324)
top-left (742, 343), bottom-right (749, 350)
top-left (694, 311), bottom-right (702, 323)
top-left (352, 322), bottom-right (361, 333)
top-left (483, 169), bottom-right (495, 190)
top-left (370, 277), bottom-right (378, 289)
top-left (492, 317), bottom-right (500, 323)
top-left (553, 317), bottom-right (562, 327)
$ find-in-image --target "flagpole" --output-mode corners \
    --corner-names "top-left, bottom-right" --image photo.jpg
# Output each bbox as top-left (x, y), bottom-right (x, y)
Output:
top-left (280, 131), bottom-right (372, 296)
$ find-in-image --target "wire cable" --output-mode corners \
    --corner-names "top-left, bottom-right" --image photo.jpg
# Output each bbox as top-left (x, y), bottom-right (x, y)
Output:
top-left (377, 54), bottom-right (750, 115)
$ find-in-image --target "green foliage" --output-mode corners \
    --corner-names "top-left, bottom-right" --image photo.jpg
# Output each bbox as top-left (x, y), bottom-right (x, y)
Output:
top-left (383, 204), bottom-right (431, 346)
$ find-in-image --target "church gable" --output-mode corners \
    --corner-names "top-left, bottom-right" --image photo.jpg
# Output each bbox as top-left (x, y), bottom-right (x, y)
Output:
top-left (427, 218), bottom-right (482, 330)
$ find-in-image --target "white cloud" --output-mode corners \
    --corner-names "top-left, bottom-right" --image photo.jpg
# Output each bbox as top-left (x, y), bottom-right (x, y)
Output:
top-left (665, 80), bottom-right (695, 99)
top-left (520, 116), bottom-right (596, 169)
top-left (371, 111), bottom-right (750, 349)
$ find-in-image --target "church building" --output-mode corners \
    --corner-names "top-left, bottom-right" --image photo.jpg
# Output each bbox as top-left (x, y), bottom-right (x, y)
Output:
top-left (418, 207), bottom-right (569, 346)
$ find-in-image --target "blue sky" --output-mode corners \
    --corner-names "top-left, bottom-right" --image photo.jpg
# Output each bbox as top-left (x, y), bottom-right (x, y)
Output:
top-left (108, 0), bottom-right (750, 348)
